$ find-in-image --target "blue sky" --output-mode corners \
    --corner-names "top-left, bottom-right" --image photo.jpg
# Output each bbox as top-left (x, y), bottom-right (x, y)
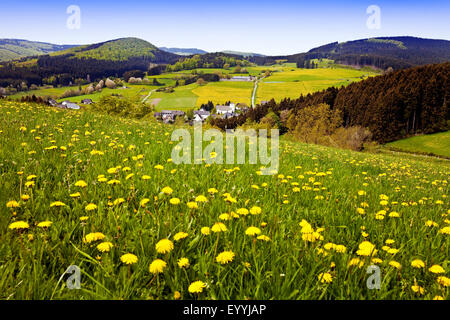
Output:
top-left (0, 0), bottom-right (449, 55)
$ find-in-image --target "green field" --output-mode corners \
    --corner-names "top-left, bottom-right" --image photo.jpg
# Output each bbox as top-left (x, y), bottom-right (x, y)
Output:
top-left (8, 64), bottom-right (379, 110)
top-left (385, 131), bottom-right (450, 158)
top-left (150, 84), bottom-right (199, 111)
top-left (256, 67), bottom-right (375, 103)
top-left (0, 100), bottom-right (449, 300)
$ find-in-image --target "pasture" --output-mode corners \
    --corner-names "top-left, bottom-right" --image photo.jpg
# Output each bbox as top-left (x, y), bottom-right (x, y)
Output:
top-left (0, 100), bottom-right (448, 300)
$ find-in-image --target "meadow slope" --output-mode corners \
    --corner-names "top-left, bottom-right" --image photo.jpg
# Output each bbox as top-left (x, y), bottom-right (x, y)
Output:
top-left (0, 101), bottom-right (448, 300)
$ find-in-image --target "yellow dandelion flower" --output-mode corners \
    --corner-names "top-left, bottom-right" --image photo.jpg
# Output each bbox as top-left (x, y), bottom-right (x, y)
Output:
top-left (211, 222), bottom-right (227, 233)
top-left (348, 258), bottom-right (364, 268)
top-left (388, 211), bottom-right (400, 218)
top-left (97, 242), bottom-right (113, 252)
top-left (84, 232), bottom-right (105, 243)
top-left (437, 276), bottom-right (450, 287)
top-left (356, 241), bottom-right (377, 256)
top-left (187, 201), bottom-right (198, 209)
top-left (50, 201), bottom-right (66, 207)
top-left (85, 203), bottom-right (97, 211)
top-left (75, 180), bottom-right (88, 188)
top-left (429, 265), bottom-right (445, 274)
top-left (318, 272), bottom-right (333, 284)
top-left (174, 291), bottom-right (181, 300)
top-left (155, 239), bottom-right (174, 254)
top-left (37, 221), bottom-right (52, 228)
top-left (195, 195), bottom-right (208, 203)
top-left (188, 281), bottom-right (206, 294)
top-left (6, 200), bottom-right (20, 208)
top-left (207, 188), bottom-right (218, 194)
top-left (70, 192), bottom-right (81, 198)
top-left (149, 259), bottom-right (167, 274)
top-left (177, 257), bottom-right (190, 268)
top-left (250, 206), bottom-right (262, 215)
top-left (389, 261), bottom-right (401, 269)
top-left (411, 259), bottom-right (425, 269)
top-left (108, 179), bottom-right (120, 186)
top-left (169, 198), bottom-right (180, 205)
top-left (257, 235), bottom-right (271, 241)
top-left (219, 213), bottom-right (231, 221)
top-left (173, 232), bottom-right (188, 241)
top-left (80, 216), bottom-right (89, 222)
top-left (121, 253), bottom-right (138, 265)
top-left (161, 186), bottom-right (173, 194)
top-left (411, 285), bottom-right (425, 295)
top-left (216, 251), bottom-right (235, 264)
top-left (8, 221), bottom-right (29, 230)
top-left (140, 198), bottom-right (150, 207)
top-left (245, 226), bottom-right (261, 236)
top-left (237, 208), bottom-right (249, 216)
top-left (201, 227), bottom-right (211, 235)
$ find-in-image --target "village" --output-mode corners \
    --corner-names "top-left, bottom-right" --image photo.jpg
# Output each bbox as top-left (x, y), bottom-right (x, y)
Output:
top-left (153, 102), bottom-right (252, 124)
top-left (46, 95), bottom-right (265, 125)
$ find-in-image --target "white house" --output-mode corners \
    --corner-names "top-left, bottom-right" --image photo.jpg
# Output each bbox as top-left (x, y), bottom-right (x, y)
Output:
top-left (216, 103), bottom-right (235, 115)
top-left (193, 110), bottom-right (210, 122)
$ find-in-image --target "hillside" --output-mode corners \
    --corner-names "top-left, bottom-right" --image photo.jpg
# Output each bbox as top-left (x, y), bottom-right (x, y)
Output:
top-left (385, 131), bottom-right (450, 158)
top-left (0, 38), bottom-right (181, 86)
top-left (0, 39), bottom-right (76, 62)
top-left (290, 36), bottom-right (450, 70)
top-left (1, 99), bottom-right (449, 300)
top-left (159, 47), bottom-right (208, 56)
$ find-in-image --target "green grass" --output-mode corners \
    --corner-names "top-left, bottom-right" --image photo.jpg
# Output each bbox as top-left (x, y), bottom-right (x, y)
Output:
top-left (8, 84), bottom-right (159, 104)
top-left (384, 131), bottom-right (450, 158)
top-left (151, 84), bottom-right (199, 111)
top-left (0, 100), bottom-right (449, 300)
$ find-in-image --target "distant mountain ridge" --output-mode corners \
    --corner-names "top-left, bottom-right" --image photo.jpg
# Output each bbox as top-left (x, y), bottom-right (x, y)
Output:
top-left (221, 50), bottom-right (266, 57)
top-left (0, 39), bottom-right (77, 62)
top-left (159, 47), bottom-right (208, 56)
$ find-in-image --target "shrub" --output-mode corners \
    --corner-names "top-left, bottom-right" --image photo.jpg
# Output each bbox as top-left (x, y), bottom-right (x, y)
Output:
top-left (105, 78), bottom-right (116, 89)
top-left (92, 95), bottom-right (153, 119)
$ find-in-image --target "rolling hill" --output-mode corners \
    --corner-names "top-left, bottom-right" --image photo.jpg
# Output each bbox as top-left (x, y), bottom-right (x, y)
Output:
top-left (0, 38), bottom-right (181, 86)
top-left (0, 39), bottom-right (76, 62)
top-left (289, 36), bottom-right (450, 70)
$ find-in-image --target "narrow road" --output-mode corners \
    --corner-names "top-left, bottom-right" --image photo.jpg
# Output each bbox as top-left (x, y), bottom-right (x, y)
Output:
top-left (142, 89), bottom-right (157, 103)
top-left (251, 75), bottom-right (265, 108)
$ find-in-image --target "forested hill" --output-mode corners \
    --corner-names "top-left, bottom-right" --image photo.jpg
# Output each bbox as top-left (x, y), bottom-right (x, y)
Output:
top-left (298, 37), bottom-right (450, 69)
top-left (0, 38), bottom-right (180, 87)
top-left (0, 39), bottom-right (77, 62)
top-left (211, 62), bottom-right (450, 143)
top-left (250, 37), bottom-right (450, 70)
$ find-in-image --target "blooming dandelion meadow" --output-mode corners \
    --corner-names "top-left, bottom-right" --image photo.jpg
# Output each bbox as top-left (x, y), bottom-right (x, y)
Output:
top-left (0, 0), bottom-right (449, 309)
